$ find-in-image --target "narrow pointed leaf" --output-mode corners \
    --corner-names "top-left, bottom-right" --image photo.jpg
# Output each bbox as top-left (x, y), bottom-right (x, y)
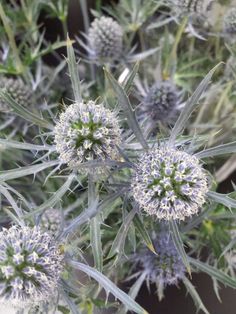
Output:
top-left (68, 261), bottom-right (148, 314)
top-left (107, 208), bottom-right (137, 259)
top-left (117, 272), bottom-right (147, 314)
top-left (183, 276), bottom-right (209, 314)
top-left (196, 141), bottom-right (236, 158)
top-left (104, 69), bottom-right (148, 149)
top-left (66, 37), bottom-right (82, 103)
top-left (0, 138), bottom-right (51, 151)
top-left (0, 91), bottom-right (53, 129)
top-left (26, 174), bottom-right (75, 217)
top-left (170, 220), bottom-right (191, 275)
top-left (189, 257), bottom-right (236, 289)
top-left (169, 63), bottom-right (222, 145)
top-left (127, 47), bottom-right (159, 63)
top-left (123, 62), bottom-right (139, 94)
top-left (0, 184), bottom-right (24, 222)
top-left (219, 237), bottom-right (236, 260)
top-left (133, 213), bottom-right (156, 253)
top-left (0, 160), bottom-right (58, 181)
top-left (207, 191), bottom-right (236, 209)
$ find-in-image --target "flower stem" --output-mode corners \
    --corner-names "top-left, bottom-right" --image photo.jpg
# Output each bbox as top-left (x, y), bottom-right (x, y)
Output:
top-left (0, 3), bottom-right (24, 74)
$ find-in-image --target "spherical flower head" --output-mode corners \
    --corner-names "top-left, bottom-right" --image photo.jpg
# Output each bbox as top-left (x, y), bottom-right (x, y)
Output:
top-left (223, 8), bottom-right (236, 35)
top-left (173, 0), bottom-right (213, 14)
top-left (88, 16), bottom-right (123, 62)
top-left (136, 232), bottom-right (185, 286)
top-left (40, 209), bottom-right (62, 236)
top-left (0, 226), bottom-right (64, 308)
top-left (54, 101), bottom-right (122, 172)
top-left (0, 77), bottom-right (31, 112)
top-left (131, 147), bottom-right (208, 221)
top-left (141, 81), bottom-right (179, 124)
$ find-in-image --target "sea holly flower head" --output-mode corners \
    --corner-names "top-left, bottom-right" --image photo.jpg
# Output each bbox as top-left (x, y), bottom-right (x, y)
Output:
top-left (140, 81), bottom-right (179, 125)
top-left (173, 0), bottom-right (213, 15)
top-left (223, 8), bottom-right (236, 35)
top-left (88, 16), bottom-right (123, 63)
top-left (0, 77), bottom-right (31, 112)
top-left (54, 101), bottom-right (122, 172)
top-left (0, 226), bottom-right (63, 309)
top-left (40, 209), bottom-right (63, 236)
top-left (136, 231), bottom-right (186, 286)
top-left (131, 146), bottom-right (208, 221)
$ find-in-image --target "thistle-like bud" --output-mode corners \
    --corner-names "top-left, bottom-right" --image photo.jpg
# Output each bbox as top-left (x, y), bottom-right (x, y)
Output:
top-left (88, 16), bottom-right (123, 62)
top-left (136, 232), bottom-right (185, 286)
top-left (140, 81), bottom-right (179, 124)
top-left (0, 226), bottom-right (63, 308)
top-left (223, 8), bottom-right (236, 35)
top-left (40, 209), bottom-right (63, 236)
top-left (131, 147), bottom-right (208, 220)
top-left (54, 101), bottom-right (122, 172)
top-left (0, 77), bottom-right (31, 112)
top-left (173, 0), bottom-right (213, 14)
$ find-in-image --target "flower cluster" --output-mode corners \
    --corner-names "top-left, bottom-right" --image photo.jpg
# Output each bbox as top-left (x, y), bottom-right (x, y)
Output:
top-left (173, 0), bottom-right (213, 14)
top-left (88, 16), bottom-right (123, 62)
top-left (54, 101), bottom-right (122, 171)
top-left (0, 77), bottom-right (31, 112)
top-left (223, 8), bottom-right (236, 35)
top-left (140, 81), bottom-right (179, 124)
top-left (40, 209), bottom-right (62, 236)
top-left (136, 231), bottom-right (186, 286)
top-left (131, 147), bottom-right (208, 220)
top-left (0, 226), bottom-right (63, 308)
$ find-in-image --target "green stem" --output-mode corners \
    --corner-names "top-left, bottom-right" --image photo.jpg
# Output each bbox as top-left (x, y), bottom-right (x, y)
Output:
top-left (0, 3), bottom-right (24, 73)
top-left (79, 0), bottom-right (95, 80)
top-left (164, 17), bottom-right (188, 78)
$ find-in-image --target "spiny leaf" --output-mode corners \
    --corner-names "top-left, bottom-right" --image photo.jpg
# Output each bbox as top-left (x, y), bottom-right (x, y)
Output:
top-left (132, 212), bottom-right (156, 253)
top-left (126, 47), bottom-right (159, 63)
top-left (123, 62), bottom-right (139, 94)
top-left (196, 141), bottom-right (236, 159)
top-left (66, 36), bottom-right (82, 103)
top-left (207, 191), bottom-right (236, 210)
top-left (169, 63), bottom-right (222, 145)
top-left (107, 208), bottom-right (137, 259)
top-left (68, 261), bottom-right (148, 314)
top-left (170, 220), bottom-right (191, 275)
top-left (189, 257), bottom-right (236, 289)
top-left (25, 174), bottom-right (75, 217)
top-left (0, 160), bottom-right (59, 182)
top-left (183, 276), bottom-right (209, 314)
top-left (104, 68), bottom-right (148, 150)
top-left (0, 91), bottom-right (53, 129)
top-left (0, 138), bottom-right (52, 151)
